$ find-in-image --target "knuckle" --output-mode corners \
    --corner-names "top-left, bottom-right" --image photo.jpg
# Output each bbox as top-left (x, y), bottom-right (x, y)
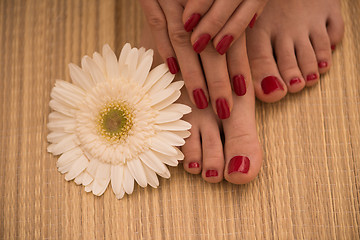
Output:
top-left (169, 28), bottom-right (190, 46)
top-left (207, 15), bottom-right (226, 31)
top-left (209, 77), bottom-right (230, 90)
top-left (147, 13), bottom-right (167, 31)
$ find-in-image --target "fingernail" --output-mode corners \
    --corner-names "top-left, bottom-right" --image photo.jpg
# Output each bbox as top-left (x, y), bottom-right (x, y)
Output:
top-left (331, 45), bottom-right (336, 51)
top-left (216, 35), bottom-right (234, 55)
top-left (228, 156), bottom-right (250, 174)
top-left (193, 34), bottom-right (211, 53)
top-left (189, 162), bottom-right (200, 168)
top-left (184, 13), bottom-right (201, 32)
top-left (193, 88), bottom-right (208, 109)
top-left (306, 73), bottom-right (318, 81)
top-left (248, 14), bottom-right (257, 28)
top-left (205, 170), bottom-right (218, 177)
top-left (289, 77), bottom-right (301, 86)
top-left (318, 61), bottom-right (328, 68)
top-left (261, 76), bottom-right (284, 94)
top-left (166, 57), bottom-right (179, 74)
top-left (216, 98), bottom-right (230, 119)
top-left (233, 75), bottom-right (246, 96)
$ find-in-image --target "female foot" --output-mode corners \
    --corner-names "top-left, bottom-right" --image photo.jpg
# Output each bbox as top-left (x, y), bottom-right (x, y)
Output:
top-left (141, 25), bottom-right (262, 184)
top-left (246, 0), bottom-right (344, 102)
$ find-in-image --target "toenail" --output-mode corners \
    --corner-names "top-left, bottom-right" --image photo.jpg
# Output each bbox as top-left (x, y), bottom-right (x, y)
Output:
top-left (261, 76), bottom-right (284, 94)
top-left (189, 162), bottom-right (200, 168)
top-left (193, 88), bottom-right (208, 109)
top-left (233, 75), bottom-right (246, 96)
top-left (166, 57), bottom-right (179, 74)
top-left (184, 13), bottom-right (201, 32)
top-left (318, 61), bottom-right (328, 68)
top-left (193, 34), bottom-right (211, 53)
top-left (289, 77), bottom-right (302, 86)
top-left (216, 35), bottom-right (234, 55)
top-left (306, 73), bottom-right (318, 81)
top-left (331, 45), bottom-right (336, 51)
top-left (228, 156), bottom-right (250, 174)
top-left (205, 170), bottom-right (218, 177)
top-left (216, 98), bottom-right (230, 119)
top-left (248, 14), bottom-right (257, 28)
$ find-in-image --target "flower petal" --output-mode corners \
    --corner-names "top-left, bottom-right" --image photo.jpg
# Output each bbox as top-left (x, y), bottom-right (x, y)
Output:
top-left (172, 131), bottom-right (191, 139)
top-left (175, 147), bottom-right (185, 161)
top-left (125, 48), bottom-right (139, 80)
top-left (157, 131), bottom-right (185, 146)
top-left (47, 134), bottom-right (79, 155)
top-left (150, 136), bottom-right (178, 156)
top-left (81, 172), bottom-right (93, 186)
top-left (103, 44), bottom-right (120, 80)
top-left (68, 63), bottom-right (94, 91)
top-left (110, 165), bottom-right (124, 195)
top-left (157, 167), bottom-right (171, 179)
top-left (56, 147), bottom-right (83, 168)
top-left (92, 163), bottom-right (111, 196)
top-left (153, 151), bottom-right (178, 167)
top-left (119, 43), bottom-right (132, 66)
top-left (152, 91), bottom-right (181, 110)
top-left (116, 187), bottom-right (126, 200)
top-left (162, 103), bottom-right (192, 115)
top-left (156, 120), bottom-right (192, 131)
top-left (139, 150), bottom-right (168, 175)
top-left (167, 81), bottom-right (184, 91)
top-left (92, 52), bottom-right (106, 76)
top-left (142, 163), bottom-right (159, 188)
top-left (65, 155), bottom-right (89, 181)
top-left (148, 72), bottom-right (174, 95)
top-left (47, 132), bottom-right (69, 144)
top-left (155, 111), bottom-right (183, 124)
top-left (49, 100), bottom-right (76, 117)
top-left (127, 158), bottom-right (148, 188)
top-left (47, 118), bottom-right (77, 133)
top-left (133, 54), bottom-right (152, 87)
top-left (83, 56), bottom-right (106, 83)
top-left (143, 63), bottom-right (168, 92)
top-left (150, 88), bottom-right (175, 106)
top-left (123, 165), bottom-right (134, 194)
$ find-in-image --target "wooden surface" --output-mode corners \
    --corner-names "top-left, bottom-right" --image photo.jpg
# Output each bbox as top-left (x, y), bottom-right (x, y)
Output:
top-left (0, 0), bottom-right (359, 239)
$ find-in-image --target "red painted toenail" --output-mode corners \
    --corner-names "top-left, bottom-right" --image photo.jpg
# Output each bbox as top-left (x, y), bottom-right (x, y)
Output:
top-left (216, 98), bottom-right (230, 119)
top-left (289, 77), bottom-right (301, 86)
top-left (248, 14), bottom-right (257, 28)
top-left (331, 45), bottom-right (336, 51)
top-left (189, 162), bottom-right (200, 168)
top-left (261, 76), bottom-right (284, 94)
top-left (228, 156), bottom-right (250, 174)
top-left (184, 13), bottom-right (201, 32)
top-left (306, 73), bottom-right (318, 81)
top-left (318, 61), bottom-right (328, 68)
top-left (166, 57), bottom-right (179, 74)
top-left (193, 34), bottom-right (211, 53)
top-left (216, 35), bottom-right (234, 55)
top-left (233, 75), bottom-right (246, 96)
top-left (193, 88), bottom-right (208, 109)
top-left (206, 170), bottom-right (218, 177)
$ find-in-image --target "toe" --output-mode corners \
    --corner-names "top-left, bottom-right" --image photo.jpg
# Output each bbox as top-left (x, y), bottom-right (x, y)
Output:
top-left (326, 10), bottom-right (345, 51)
top-left (274, 35), bottom-right (306, 93)
top-left (310, 25), bottom-right (332, 74)
top-left (200, 122), bottom-right (224, 183)
top-left (295, 37), bottom-right (320, 87)
top-left (247, 30), bottom-right (287, 102)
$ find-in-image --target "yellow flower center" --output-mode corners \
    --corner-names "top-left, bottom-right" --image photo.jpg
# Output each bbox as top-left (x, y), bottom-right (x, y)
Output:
top-left (98, 102), bottom-right (134, 143)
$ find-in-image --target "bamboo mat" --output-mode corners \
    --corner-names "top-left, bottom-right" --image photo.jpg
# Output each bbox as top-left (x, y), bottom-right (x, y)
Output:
top-left (0, 0), bottom-right (359, 239)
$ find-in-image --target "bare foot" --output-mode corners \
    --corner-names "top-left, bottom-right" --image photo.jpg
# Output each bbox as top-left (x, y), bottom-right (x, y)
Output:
top-left (141, 23), bottom-right (262, 184)
top-left (246, 0), bottom-right (344, 102)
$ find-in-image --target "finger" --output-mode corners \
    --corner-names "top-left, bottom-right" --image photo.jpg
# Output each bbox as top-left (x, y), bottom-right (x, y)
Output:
top-left (190, 0), bottom-right (242, 54)
top-left (182, 0), bottom-right (214, 32)
top-left (159, 0), bottom-right (209, 110)
top-left (213, 0), bottom-right (268, 55)
top-left (139, 0), bottom-right (180, 74)
top-left (200, 43), bottom-right (233, 119)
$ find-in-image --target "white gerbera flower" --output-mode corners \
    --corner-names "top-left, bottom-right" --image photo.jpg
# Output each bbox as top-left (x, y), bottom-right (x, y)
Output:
top-left (47, 43), bottom-right (191, 199)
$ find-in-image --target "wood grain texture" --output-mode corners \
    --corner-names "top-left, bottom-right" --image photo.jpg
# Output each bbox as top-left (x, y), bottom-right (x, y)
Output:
top-left (0, 0), bottom-right (359, 239)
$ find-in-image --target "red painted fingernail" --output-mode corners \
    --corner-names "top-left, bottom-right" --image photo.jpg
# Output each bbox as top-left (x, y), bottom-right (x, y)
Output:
top-left (289, 77), bottom-right (301, 86)
top-left (216, 98), bottom-right (230, 119)
top-left (261, 76), bottom-right (284, 94)
top-left (228, 156), bottom-right (250, 174)
top-left (318, 61), bottom-right (328, 68)
top-left (216, 35), bottom-right (234, 55)
top-left (193, 88), bottom-right (208, 109)
top-left (166, 57), bottom-right (179, 74)
top-left (233, 75), bottom-right (246, 96)
top-left (193, 34), bottom-right (211, 53)
top-left (206, 170), bottom-right (218, 177)
top-left (248, 14), bottom-right (257, 28)
top-left (189, 162), bottom-right (200, 168)
top-left (331, 45), bottom-right (336, 51)
top-left (184, 13), bottom-right (201, 32)
top-left (306, 73), bottom-right (318, 81)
